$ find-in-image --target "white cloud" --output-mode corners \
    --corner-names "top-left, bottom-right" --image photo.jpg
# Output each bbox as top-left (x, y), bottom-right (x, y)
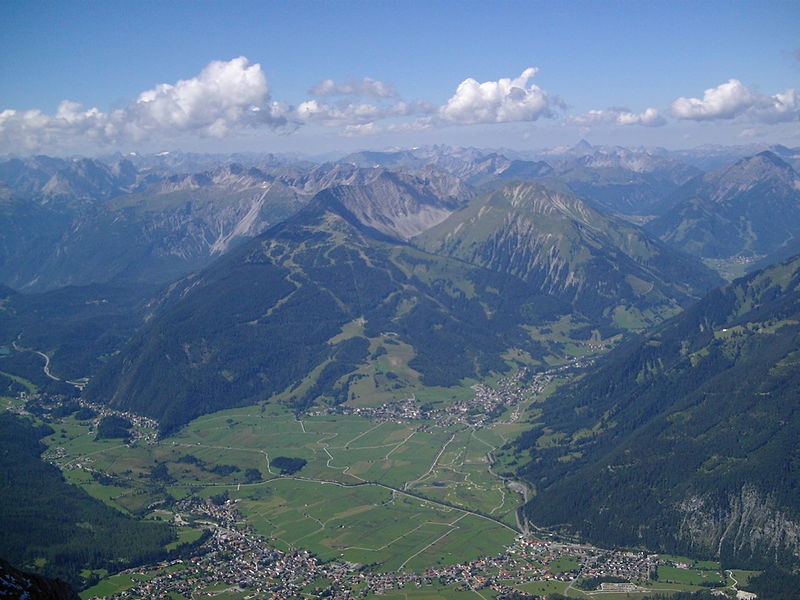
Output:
top-left (309, 77), bottom-right (398, 99)
top-left (438, 68), bottom-right (559, 125)
top-left (301, 68), bottom-right (558, 133)
top-left (128, 56), bottom-right (287, 136)
top-left (0, 101), bottom-right (122, 152)
top-left (341, 122), bottom-right (385, 137)
top-left (341, 68), bottom-right (560, 134)
top-left (570, 107), bottom-right (665, 127)
top-left (294, 98), bottom-right (435, 127)
top-left (0, 57), bottom-right (290, 152)
top-left (670, 79), bottom-right (798, 123)
top-left (296, 100), bottom-right (383, 126)
top-left (340, 116), bottom-right (440, 137)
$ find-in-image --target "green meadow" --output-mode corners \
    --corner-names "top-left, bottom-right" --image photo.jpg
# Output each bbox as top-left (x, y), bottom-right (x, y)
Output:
top-left (40, 401), bottom-right (521, 573)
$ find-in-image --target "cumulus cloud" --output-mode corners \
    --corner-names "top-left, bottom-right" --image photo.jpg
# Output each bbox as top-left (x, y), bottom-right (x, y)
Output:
top-left (438, 68), bottom-right (560, 125)
top-left (0, 101), bottom-right (122, 152)
top-left (570, 107), bottom-right (666, 127)
top-left (338, 68), bottom-right (561, 135)
top-left (309, 77), bottom-right (398, 99)
top-left (670, 79), bottom-right (798, 123)
top-left (295, 98), bottom-right (435, 128)
top-left (128, 56), bottom-right (288, 136)
top-left (0, 57), bottom-right (290, 152)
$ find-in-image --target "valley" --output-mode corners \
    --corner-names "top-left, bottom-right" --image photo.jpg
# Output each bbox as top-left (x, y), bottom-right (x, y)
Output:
top-left (4, 0), bottom-right (800, 594)
top-left (3, 142), bottom-right (800, 599)
top-left (0, 354), bottom-right (760, 600)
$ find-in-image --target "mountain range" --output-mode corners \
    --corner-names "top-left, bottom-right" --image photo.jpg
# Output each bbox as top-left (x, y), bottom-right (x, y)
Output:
top-left (3, 143), bottom-right (800, 582)
top-left (3, 144), bottom-right (799, 292)
top-left (415, 181), bottom-right (720, 324)
top-left (84, 189), bottom-right (567, 431)
top-left (647, 151), bottom-right (800, 260)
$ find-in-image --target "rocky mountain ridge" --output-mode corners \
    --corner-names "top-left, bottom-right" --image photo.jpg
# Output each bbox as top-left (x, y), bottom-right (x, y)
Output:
top-left (647, 151), bottom-right (800, 259)
top-left (415, 181), bottom-right (721, 323)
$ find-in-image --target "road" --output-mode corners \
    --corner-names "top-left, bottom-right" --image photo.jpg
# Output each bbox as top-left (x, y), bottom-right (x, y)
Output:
top-left (12, 341), bottom-right (59, 381)
top-left (404, 431), bottom-right (457, 490)
top-left (12, 340), bottom-right (86, 388)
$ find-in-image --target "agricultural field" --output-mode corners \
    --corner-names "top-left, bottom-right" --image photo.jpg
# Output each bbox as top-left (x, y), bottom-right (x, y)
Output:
top-left (656, 565), bottom-right (724, 586)
top-left (40, 400), bottom-right (522, 573)
top-left (233, 477), bottom-right (513, 569)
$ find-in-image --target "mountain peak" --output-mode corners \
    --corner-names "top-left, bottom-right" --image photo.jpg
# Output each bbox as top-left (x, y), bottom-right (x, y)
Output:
top-left (416, 181), bottom-right (720, 321)
top-left (647, 150), bottom-right (800, 260)
top-left (751, 149), bottom-right (792, 169)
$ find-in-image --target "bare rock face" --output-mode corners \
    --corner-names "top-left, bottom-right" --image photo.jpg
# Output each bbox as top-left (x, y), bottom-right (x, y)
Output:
top-left (677, 486), bottom-right (800, 566)
top-left (324, 171), bottom-right (472, 241)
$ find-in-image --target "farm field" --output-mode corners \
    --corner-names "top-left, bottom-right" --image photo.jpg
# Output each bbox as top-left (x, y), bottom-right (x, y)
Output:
top-left (42, 401), bottom-right (522, 572)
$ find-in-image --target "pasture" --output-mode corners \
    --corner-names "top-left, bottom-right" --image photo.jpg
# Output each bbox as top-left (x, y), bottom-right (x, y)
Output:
top-left (43, 401), bottom-right (522, 571)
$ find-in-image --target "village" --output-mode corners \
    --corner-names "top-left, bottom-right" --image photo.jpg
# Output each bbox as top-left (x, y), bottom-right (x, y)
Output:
top-left (316, 365), bottom-right (573, 428)
top-left (10, 360), bottom-right (735, 600)
top-left (91, 497), bottom-right (666, 600)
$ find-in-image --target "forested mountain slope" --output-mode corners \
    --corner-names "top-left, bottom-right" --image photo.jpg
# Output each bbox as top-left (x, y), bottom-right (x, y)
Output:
top-left (86, 190), bottom-right (566, 432)
top-left (0, 413), bottom-right (174, 589)
top-left (508, 253), bottom-right (800, 567)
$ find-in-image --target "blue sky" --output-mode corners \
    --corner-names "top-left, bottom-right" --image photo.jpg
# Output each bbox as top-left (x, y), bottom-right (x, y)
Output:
top-left (1, 0), bottom-right (798, 155)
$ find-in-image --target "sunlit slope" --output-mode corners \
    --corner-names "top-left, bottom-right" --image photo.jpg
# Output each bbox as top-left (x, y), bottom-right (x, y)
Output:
top-left (415, 182), bottom-right (721, 326)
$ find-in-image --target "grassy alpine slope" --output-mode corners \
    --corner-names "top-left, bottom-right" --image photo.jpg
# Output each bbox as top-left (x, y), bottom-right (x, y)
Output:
top-left (415, 182), bottom-right (722, 326)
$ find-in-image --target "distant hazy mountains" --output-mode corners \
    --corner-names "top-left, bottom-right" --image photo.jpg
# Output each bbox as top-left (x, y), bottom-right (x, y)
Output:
top-left (647, 151), bottom-right (800, 260)
top-left (549, 146), bottom-right (700, 216)
top-left (308, 167), bottom-right (472, 240)
top-left (0, 157), bottom-right (305, 290)
top-left (0, 156), bottom-right (469, 291)
top-left (509, 253), bottom-right (800, 567)
top-left (3, 143), bottom-right (799, 292)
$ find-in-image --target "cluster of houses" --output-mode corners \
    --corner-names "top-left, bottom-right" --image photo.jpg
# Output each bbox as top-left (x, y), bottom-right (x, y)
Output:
top-left (317, 368), bottom-right (558, 428)
top-left (90, 498), bottom-right (695, 600)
